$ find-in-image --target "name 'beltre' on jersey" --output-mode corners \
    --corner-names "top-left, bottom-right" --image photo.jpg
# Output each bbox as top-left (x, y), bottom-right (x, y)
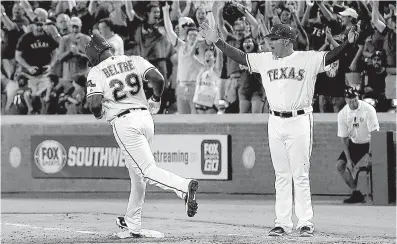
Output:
top-left (101, 60), bottom-right (135, 78)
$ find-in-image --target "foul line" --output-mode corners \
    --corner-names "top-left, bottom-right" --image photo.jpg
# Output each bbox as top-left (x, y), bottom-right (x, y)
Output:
top-left (2, 222), bottom-right (103, 235)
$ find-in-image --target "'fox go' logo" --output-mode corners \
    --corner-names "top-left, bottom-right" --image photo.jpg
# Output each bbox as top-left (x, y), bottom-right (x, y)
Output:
top-left (201, 140), bottom-right (221, 175)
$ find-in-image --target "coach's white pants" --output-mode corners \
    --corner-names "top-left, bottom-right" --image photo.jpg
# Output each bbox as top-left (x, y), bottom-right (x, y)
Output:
top-left (111, 110), bottom-right (191, 232)
top-left (268, 113), bottom-right (314, 232)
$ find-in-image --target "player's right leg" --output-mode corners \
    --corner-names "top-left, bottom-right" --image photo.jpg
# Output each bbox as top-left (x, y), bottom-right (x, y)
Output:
top-left (116, 159), bottom-right (147, 234)
top-left (112, 111), bottom-right (198, 217)
top-left (268, 115), bottom-right (293, 235)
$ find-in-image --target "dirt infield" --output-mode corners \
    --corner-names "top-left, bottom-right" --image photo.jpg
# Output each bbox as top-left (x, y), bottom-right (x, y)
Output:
top-left (1, 194), bottom-right (395, 244)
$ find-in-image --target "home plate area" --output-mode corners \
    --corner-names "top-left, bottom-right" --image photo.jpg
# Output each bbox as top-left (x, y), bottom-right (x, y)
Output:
top-left (1, 196), bottom-right (395, 244)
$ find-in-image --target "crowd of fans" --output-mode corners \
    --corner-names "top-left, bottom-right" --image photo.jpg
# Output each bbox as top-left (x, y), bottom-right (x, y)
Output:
top-left (1, 0), bottom-right (396, 115)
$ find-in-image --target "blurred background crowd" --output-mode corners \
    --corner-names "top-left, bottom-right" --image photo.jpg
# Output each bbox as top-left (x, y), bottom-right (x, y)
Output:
top-left (1, 0), bottom-right (396, 115)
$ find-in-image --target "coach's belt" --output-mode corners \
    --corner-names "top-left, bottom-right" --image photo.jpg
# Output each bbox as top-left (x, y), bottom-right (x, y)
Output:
top-left (270, 107), bottom-right (312, 118)
top-left (117, 108), bottom-right (147, 118)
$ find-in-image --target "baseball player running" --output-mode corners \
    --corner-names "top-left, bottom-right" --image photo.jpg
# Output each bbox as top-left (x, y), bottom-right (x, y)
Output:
top-left (85, 31), bottom-right (199, 237)
top-left (199, 19), bottom-right (359, 237)
top-left (337, 86), bottom-right (379, 203)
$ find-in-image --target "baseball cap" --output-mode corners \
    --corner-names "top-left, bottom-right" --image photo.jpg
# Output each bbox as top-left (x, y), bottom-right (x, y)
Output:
top-left (33, 8), bottom-right (48, 21)
top-left (70, 17), bottom-right (82, 27)
top-left (179, 17), bottom-right (195, 28)
top-left (338, 8), bottom-right (358, 19)
top-left (344, 86), bottom-right (359, 98)
top-left (264, 24), bottom-right (297, 41)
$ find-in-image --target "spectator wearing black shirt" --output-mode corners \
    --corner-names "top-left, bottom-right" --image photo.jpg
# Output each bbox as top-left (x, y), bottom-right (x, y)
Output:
top-left (302, 2), bottom-right (337, 51)
top-left (126, 2), bottom-right (175, 94)
top-left (15, 16), bottom-right (59, 105)
top-left (363, 51), bottom-right (388, 111)
top-left (316, 27), bottom-right (346, 113)
top-left (1, 3), bottom-right (29, 79)
top-left (334, 8), bottom-right (365, 89)
top-left (71, 0), bottom-right (94, 35)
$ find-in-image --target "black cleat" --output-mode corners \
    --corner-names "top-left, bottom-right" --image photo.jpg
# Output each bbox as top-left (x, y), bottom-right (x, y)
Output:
top-left (185, 180), bottom-right (198, 217)
top-left (343, 190), bottom-right (365, 203)
top-left (268, 227), bottom-right (287, 236)
top-left (115, 216), bottom-right (142, 237)
top-left (116, 216), bottom-right (127, 230)
top-left (300, 226), bottom-right (314, 237)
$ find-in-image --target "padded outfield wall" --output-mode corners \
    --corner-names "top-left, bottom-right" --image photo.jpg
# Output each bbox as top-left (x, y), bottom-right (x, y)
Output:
top-left (1, 114), bottom-right (395, 199)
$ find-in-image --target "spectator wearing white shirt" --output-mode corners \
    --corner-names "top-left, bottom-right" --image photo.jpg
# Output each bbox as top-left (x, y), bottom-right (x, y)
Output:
top-left (336, 86), bottom-right (380, 204)
top-left (98, 18), bottom-right (124, 55)
top-left (163, 3), bottom-right (202, 114)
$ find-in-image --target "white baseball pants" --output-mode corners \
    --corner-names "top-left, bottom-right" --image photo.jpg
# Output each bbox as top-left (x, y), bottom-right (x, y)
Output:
top-left (111, 110), bottom-right (191, 232)
top-left (268, 113), bottom-right (314, 232)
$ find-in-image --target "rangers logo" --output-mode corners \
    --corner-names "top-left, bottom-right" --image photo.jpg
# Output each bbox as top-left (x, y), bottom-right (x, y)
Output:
top-left (201, 140), bottom-right (221, 175)
top-left (34, 140), bottom-right (67, 174)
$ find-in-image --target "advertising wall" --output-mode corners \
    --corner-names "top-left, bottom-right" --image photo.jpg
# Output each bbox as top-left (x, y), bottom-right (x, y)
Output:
top-left (31, 135), bottom-right (229, 180)
top-left (1, 114), bottom-right (395, 196)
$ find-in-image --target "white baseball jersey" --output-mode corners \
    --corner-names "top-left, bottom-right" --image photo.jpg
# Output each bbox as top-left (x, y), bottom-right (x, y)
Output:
top-left (86, 55), bottom-right (155, 122)
top-left (246, 51), bottom-right (328, 111)
top-left (337, 100), bottom-right (380, 144)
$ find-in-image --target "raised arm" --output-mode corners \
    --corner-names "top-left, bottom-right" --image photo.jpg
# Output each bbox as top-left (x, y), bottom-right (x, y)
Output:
top-left (324, 26), bottom-right (358, 66)
top-left (235, 2), bottom-right (259, 38)
top-left (162, 3), bottom-right (183, 48)
top-left (1, 5), bottom-right (17, 31)
top-left (87, 0), bottom-right (96, 16)
top-left (291, 7), bottom-right (309, 50)
top-left (213, 1), bottom-right (232, 39)
top-left (178, 0), bottom-right (192, 17)
top-left (301, 2), bottom-right (312, 27)
top-left (199, 22), bottom-right (248, 66)
top-left (371, 1), bottom-right (387, 33)
top-left (317, 2), bottom-right (336, 22)
top-left (296, 0), bottom-right (305, 19)
top-left (19, 0), bottom-right (36, 21)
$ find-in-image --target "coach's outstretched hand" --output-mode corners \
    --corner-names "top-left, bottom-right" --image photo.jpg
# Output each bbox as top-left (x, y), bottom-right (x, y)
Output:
top-left (199, 22), bottom-right (219, 43)
top-left (148, 96), bottom-right (161, 115)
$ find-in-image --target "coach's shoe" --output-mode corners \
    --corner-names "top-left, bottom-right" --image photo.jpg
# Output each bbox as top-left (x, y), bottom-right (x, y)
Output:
top-left (115, 217), bottom-right (142, 237)
top-left (268, 227), bottom-right (287, 236)
top-left (300, 226), bottom-right (314, 237)
top-left (343, 190), bottom-right (365, 204)
top-left (185, 180), bottom-right (199, 217)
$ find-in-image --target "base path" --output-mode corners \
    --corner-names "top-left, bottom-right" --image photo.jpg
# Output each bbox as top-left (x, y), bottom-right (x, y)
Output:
top-left (1, 193), bottom-right (395, 244)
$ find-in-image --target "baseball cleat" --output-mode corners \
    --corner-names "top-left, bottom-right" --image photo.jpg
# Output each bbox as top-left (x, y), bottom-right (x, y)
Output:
top-left (185, 180), bottom-right (199, 217)
top-left (268, 227), bottom-right (287, 236)
top-left (115, 217), bottom-right (142, 236)
top-left (116, 216), bottom-right (128, 230)
top-left (299, 226), bottom-right (314, 237)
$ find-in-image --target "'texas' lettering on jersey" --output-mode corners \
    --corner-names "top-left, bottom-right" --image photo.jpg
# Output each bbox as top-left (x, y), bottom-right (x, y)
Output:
top-left (267, 67), bottom-right (305, 82)
top-left (101, 60), bottom-right (135, 78)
